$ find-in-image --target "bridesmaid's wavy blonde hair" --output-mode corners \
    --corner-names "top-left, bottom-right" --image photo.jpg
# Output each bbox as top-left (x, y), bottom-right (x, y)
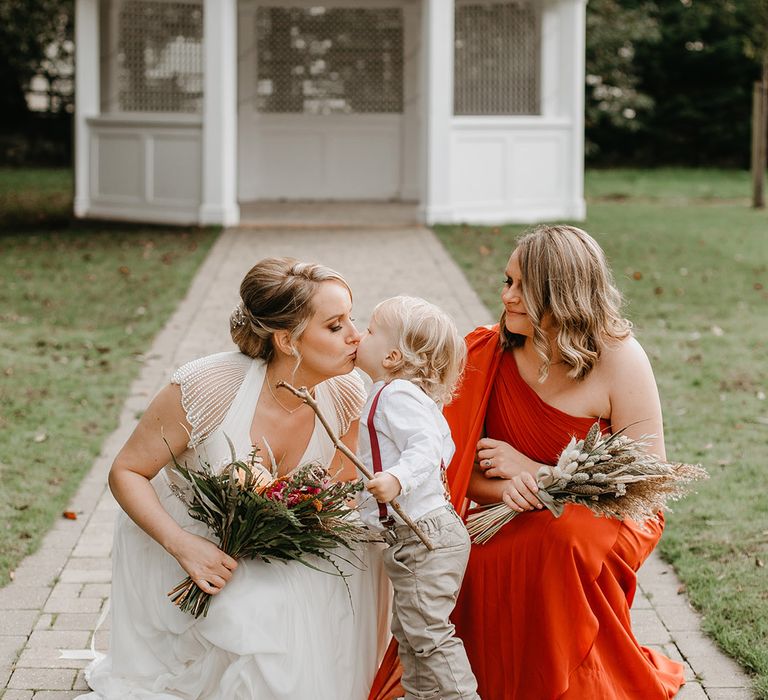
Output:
top-left (500, 224), bottom-right (632, 381)
top-left (373, 296), bottom-right (466, 406)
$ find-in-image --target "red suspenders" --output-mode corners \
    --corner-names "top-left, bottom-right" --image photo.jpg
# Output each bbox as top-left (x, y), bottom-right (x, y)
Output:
top-left (365, 382), bottom-right (451, 528)
top-left (366, 383), bottom-right (395, 527)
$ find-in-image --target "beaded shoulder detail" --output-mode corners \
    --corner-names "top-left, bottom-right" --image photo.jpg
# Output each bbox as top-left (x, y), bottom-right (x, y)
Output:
top-left (171, 351), bottom-right (253, 447)
top-left (322, 371), bottom-right (367, 437)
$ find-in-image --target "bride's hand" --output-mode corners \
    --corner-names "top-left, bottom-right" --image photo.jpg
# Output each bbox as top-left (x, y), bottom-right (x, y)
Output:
top-left (168, 532), bottom-right (238, 595)
top-left (476, 438), bottom-right (532, 480)
top-left (501, 473), bottom-right (542, 512)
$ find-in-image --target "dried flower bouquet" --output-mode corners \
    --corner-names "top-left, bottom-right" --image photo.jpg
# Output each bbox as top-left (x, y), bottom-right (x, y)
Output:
top-left (466, 422), bottom-right (708, 545)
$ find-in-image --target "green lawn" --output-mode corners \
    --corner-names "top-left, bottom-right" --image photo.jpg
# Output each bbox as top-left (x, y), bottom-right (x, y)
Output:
top-left (0, 168), bottom-right (218, 588)
top-left (0, 167), bottom-right (73, 229)
top-left (435, 168), bottom-right (768, 698)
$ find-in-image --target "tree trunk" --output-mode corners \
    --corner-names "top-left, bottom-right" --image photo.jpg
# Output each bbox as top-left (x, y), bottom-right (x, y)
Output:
top-left (751, 55), bottom-right (768, 209)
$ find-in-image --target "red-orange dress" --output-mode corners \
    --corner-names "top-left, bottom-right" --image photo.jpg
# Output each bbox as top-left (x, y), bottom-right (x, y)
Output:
top-left (369, 326), bottom-right (685, 700)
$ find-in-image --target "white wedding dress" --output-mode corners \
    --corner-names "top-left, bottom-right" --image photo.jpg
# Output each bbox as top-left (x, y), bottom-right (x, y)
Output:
top-left (79, 352), bottom-right (391, 700)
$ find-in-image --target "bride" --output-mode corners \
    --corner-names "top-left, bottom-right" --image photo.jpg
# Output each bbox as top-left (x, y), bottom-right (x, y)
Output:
top-left (78, 258), bottom-right (390, 700)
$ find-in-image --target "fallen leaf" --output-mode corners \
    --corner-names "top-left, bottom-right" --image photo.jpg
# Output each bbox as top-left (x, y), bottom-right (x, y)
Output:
top-left (33, 432), bottom-right (47, 443)
top-left (677, 584), bottom-right (687, 594)
top-left (9, 570), bottom-right (14, 581)
top-left (710, 325), bottom-right (724, 336)
top-left (632, 271), bottom-right (643, 280)
top-left (654, 286), bottom-right (664, 295)
top-left (755, 282), bottom-right (764, 291)
top-left (756, 557), bottom-right (765, 568)
top-left (478, 245), bottom-right (492, 256)
top-left (62, 511), bottom-right (78, 520)
top-left (118, 266), bottom-right (130, 277)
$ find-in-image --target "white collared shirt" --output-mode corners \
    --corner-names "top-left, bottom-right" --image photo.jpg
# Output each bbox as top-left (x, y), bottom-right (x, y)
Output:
top-left (357, 379), bottom-right (455, 530)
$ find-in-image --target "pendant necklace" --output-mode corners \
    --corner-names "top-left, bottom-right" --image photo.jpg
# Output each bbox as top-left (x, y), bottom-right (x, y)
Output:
top-left (266, 374), bottom-right (304, 415)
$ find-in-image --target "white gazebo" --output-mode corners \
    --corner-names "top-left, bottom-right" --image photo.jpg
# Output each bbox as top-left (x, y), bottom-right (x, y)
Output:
top-left (74, 0), bottom-right (586, 226)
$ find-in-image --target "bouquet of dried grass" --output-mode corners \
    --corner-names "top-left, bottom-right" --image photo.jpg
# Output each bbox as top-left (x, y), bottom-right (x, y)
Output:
top-left (466, 422), bottom-right (708, 545)
top-left (167, 440), bottom-right (369, 618)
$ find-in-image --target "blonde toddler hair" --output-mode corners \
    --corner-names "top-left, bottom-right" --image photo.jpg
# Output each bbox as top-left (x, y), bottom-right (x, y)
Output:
top-left (372, 296), bottom-right (466, 406)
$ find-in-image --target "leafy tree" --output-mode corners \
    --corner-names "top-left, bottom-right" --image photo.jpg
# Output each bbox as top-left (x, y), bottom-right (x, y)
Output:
top-left (585, 0), bottom-right (660, 159)
top-left (634, 0), bottom-right (756, 166)
top-left (0, 0), bottom-right (73, 128)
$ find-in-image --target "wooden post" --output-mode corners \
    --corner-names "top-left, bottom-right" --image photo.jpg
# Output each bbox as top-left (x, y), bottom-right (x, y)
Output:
top-left (752, 59), bottom-right (768, 209)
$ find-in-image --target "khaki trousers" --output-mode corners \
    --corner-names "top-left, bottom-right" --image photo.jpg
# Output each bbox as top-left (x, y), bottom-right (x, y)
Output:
top-left (382, 506), bottom-right (480, 700)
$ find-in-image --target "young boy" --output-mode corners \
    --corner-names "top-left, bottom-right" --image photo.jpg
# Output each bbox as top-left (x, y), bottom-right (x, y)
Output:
top-left (355, 296), bottom-right (479, 700)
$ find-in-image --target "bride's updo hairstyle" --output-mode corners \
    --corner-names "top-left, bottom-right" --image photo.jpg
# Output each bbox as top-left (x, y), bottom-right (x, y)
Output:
top-left (230, 257), bottom-right (351, 362)
top-left (500, 224), bottom-right (632, 381)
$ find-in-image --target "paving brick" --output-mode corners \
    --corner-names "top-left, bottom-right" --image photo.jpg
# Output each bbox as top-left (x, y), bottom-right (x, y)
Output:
top-left (58, 570), bottom-right (110, 585)
top-left (674, 682), bottom-right (708, 699)
top-left (51, 613), bottom-right (103, 632)
top-left (26, 631), bottom-right (91, 650)
top-left (706, 688), bottom-right (758, 699)
top-left (654, 603), bottom-right (708, 633)
top-left (69, 546), bottom-right (111, 559)
top-left (0, 587), bottom-right (51, 611)
top-left (673, 630), bottom-right (730, 660)
top-left (631, 608), bottom-right (672, 645)
top-left (39, 531), bottom-right (81, 549)
top-left (7, 668), bottom-right (77, 690)
top-left (1, 611), bottom-right (40, 636)
top-left (16, 551), bottom-right (69, 572)
top-left (0, 636), bottom-right (27, 667)
top-left (60, 558), bottom-right (111, 572)
top-left (699, 663), bottom-right (755, 690)
top-left (92, 630), bottom-right (109, 653)
top-left (31, 692), bottom-right (82, 699)
top-left (85, 510), bottom-right (117, 524)
top-left (78, 584), bottom-right (109, 599)
top-left (8, 568), bottom-right (62, 588)
top-left (47, 584), bottom-right (82, 601)
top-left (72, 669), bottom-right (89, 691)
top-left (15, 647), bottom-right (89, 670)
top-left (631, 588), bottom-right (653, 610)
top-left (2, 690), bottom-right (35, 699)
top-left (42, 598), bottom-right (102, 614)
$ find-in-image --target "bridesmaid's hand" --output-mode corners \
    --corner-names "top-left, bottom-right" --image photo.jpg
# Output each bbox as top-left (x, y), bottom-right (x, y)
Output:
top-left (500, 473), bottom-right (543, 512)
top-left (168, 532), bottom-right (238, 595)
top-left (476, 438), bottom-right (532, 480)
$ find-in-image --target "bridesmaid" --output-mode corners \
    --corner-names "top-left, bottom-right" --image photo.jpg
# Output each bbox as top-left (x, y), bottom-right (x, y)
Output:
top-left (370, 224), bottom-right (685, 700)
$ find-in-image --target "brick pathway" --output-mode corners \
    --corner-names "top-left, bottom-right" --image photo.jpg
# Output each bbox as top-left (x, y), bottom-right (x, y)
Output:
top-left (0, 227), bottom-right (755, 699)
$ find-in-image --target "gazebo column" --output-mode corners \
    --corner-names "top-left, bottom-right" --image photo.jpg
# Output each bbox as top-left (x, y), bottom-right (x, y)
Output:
top-left (74, 0), bottom-right (99, 218)
top-left (421, 0), bottom-right (454, 224)
top-left (200, 0), bottom-right (239, 226)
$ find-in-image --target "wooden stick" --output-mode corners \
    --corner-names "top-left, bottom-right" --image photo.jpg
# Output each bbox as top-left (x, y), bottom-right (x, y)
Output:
top-left (278, 381), bottom-right (434, 550)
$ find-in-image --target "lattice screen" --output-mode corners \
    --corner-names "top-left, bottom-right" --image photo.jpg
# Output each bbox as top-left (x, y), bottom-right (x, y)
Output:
top-left (106, 0), bottom-right (203, 113)
top-left (254, 7), bottom-right (403, 114)
top-left (454, 0), bottom-right (540, 116)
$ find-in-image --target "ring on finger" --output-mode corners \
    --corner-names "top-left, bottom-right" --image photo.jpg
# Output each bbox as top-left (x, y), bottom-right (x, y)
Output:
top-left (482, 459), bottom-right (492, 467)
